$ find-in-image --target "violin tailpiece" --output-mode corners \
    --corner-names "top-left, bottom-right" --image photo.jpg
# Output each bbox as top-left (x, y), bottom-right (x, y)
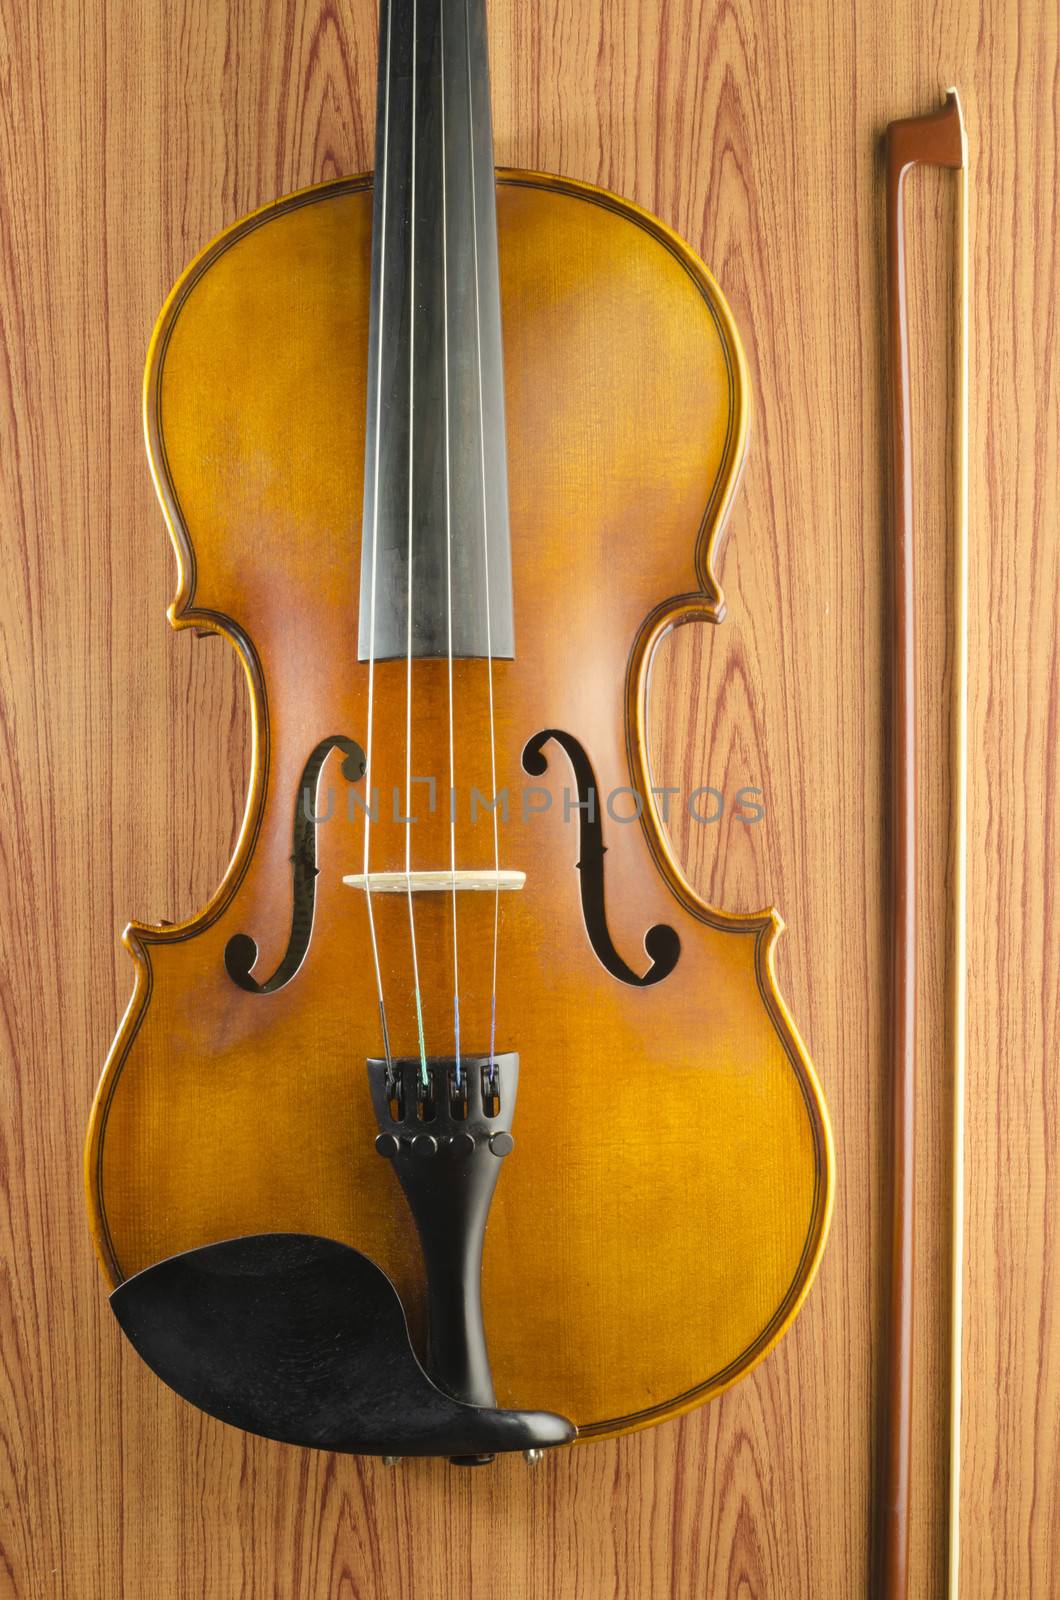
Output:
top-left (368, 1052), bottom-right (519, 1412)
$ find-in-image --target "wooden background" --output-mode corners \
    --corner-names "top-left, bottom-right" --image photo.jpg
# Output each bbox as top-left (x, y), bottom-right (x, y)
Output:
top-left (1, 0), bottom-right (1056, 1595)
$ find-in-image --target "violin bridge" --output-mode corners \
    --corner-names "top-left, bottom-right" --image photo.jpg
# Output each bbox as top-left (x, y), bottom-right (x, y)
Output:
top-left (342, 869), bottom-right (525, 894)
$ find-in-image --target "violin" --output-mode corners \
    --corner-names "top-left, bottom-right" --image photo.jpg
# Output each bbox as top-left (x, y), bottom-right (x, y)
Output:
top-left (85, 0), bottom-right (833, 1460)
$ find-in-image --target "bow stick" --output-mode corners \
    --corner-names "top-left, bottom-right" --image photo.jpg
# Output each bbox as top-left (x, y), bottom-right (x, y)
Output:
top-left (881, 87), bottom-right (969, 1600)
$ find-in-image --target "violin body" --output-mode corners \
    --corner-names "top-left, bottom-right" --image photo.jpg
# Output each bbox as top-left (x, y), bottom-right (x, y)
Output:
top-left (86, 168), bottom-right (832, 1441)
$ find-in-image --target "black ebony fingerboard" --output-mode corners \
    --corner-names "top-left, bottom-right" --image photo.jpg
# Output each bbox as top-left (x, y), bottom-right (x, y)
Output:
top-left (358, 0), bottom-right (514, 662)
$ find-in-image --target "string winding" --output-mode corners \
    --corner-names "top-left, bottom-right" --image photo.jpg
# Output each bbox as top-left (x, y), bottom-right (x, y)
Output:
top-left (464, 0), bottom-right (502, 1081)
top-left (440, 0), bottom-right (463, 1087)
top-left (361, 0), bottom-right (395, 1073)
top-left (403, 0), bottom-right (429, 1089)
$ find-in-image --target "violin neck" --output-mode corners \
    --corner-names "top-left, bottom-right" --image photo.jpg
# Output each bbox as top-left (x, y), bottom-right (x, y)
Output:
top-left (358, 0), bottom-right (515, 664)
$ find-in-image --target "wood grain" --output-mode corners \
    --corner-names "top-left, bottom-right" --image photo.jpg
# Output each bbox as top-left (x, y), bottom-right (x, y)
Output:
top-left (0, 0), bottom-right (1055, 1596)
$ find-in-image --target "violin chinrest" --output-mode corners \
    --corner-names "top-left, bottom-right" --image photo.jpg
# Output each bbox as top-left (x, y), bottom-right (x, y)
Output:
top-left (110, 1233), bottom-right (576, 1458)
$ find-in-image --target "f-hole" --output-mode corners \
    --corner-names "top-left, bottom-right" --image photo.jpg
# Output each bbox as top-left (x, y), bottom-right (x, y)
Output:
top-left (521, 729), bottom-right (680, 987)
top-left (224, 735), bottom-right (366, 994)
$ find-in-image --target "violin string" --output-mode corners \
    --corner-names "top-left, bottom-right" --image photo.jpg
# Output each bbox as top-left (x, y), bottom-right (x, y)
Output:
top-left (464, 0), bottom-right (501, 1083)
top-left (404, 0), bottom-right (429, 1090)
top-left (361, 0), bottom-right (394, 1073)
top-left (439, 0), bottom-right (463, 1089)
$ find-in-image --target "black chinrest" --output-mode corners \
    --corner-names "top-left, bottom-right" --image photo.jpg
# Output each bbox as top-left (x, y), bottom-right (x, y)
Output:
top-left (110, 1233), bottom-right (575, 1458)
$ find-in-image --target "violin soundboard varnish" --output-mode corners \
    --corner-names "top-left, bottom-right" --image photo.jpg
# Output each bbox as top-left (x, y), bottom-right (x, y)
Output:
top-left (84, 163), bottom-right (833, 1434)
top-left (1, 2), bottom-right (1057, 1598)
